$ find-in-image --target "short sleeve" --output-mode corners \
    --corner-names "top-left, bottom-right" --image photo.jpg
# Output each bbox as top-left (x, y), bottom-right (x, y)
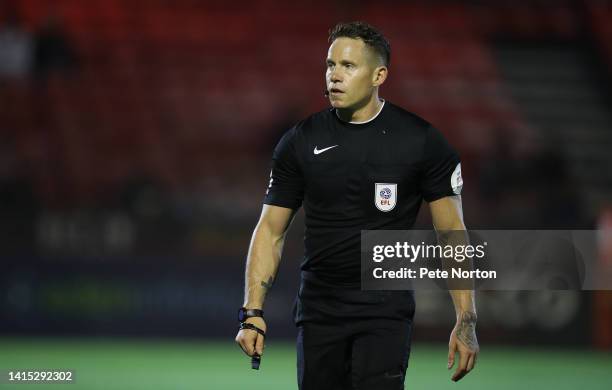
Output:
top-left (263, 127), bottom-right (304, 210)
top-left (420, 126), bottom-right (462, 202)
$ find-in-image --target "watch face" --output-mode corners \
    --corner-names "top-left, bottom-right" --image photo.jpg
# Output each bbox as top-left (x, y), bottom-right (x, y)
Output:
top-left (238, 308), bottom-right (246, 322)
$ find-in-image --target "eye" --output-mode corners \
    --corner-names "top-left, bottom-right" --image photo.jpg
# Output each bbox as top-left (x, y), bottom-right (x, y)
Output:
top-left (345, 63), bottom-right (354, 69)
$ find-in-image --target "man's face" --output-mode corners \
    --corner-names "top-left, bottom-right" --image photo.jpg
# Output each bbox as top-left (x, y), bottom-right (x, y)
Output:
top-left (326, 37), bottom-right (381, 109)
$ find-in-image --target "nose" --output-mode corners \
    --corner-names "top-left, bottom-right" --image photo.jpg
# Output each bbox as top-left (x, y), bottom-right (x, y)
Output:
top-left (329, 67), bottom-right (342, 83)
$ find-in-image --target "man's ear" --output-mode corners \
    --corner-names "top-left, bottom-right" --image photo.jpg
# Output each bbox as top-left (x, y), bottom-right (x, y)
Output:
top-left (372, 66), bottom-right (388, 87)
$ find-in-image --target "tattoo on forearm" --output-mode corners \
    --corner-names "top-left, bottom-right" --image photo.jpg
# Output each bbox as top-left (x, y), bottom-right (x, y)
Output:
top-left (261, 276), bottom-right (274, 290)
top-left (456, 312), bottom-right (478, 350)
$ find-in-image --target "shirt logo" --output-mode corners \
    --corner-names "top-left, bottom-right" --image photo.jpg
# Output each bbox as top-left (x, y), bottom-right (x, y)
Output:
top-left (375, 183), bottom-right (397, 212)
top-left (451, 163), bottom-right (463, 195)
top-left (313, 145), bottom-right (338, 155)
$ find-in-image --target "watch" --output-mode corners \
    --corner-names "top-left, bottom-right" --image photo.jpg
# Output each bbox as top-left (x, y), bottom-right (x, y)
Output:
top-left (238, 307), bottom-right (264, 322)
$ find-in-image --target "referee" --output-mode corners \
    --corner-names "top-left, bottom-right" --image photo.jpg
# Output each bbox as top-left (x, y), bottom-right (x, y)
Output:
top-left (235, 21), bottom-right (479, 389)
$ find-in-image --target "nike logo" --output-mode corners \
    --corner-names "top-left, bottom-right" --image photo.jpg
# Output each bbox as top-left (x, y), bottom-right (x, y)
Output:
top-left (313, 145), bottom-right (339, 155)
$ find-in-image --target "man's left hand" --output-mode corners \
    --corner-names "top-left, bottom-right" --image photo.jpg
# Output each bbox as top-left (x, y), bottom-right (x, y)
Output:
top-left (447, 311), bottom-right (479, 382)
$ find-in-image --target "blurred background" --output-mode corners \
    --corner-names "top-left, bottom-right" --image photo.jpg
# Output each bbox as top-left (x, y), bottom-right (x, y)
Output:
top-left (1, 0), bottom-right (611, 389)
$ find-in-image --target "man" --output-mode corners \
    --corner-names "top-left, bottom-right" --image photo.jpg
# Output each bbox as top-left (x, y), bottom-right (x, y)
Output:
top-left (235, 21), bottom-right (479, 389)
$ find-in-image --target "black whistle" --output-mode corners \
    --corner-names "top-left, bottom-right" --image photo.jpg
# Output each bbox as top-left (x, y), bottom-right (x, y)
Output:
top-left (251, 353), bottom-right (261, 370)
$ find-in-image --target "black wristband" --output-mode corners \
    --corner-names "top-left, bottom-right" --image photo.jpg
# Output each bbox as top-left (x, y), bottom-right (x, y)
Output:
top-left (238, 307), bottom-right (264, 322)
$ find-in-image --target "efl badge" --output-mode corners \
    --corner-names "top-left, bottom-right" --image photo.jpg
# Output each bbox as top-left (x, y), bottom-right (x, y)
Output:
top-left (375, 183), bottom-right (397, 212)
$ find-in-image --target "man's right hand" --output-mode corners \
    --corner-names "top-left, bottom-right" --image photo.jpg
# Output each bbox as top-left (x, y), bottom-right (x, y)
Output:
top-left (235, 317), bottom-right (267, 357)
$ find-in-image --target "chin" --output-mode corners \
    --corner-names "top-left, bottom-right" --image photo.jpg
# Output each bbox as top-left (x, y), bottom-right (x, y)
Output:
top-left (329, 99), bottom-right (346, 108)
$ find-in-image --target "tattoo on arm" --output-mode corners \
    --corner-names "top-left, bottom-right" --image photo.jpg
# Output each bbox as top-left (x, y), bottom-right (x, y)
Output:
top-left (456, 312), bottom-right (478, 350)
top-left (261, 276), bottom-right (274, 290)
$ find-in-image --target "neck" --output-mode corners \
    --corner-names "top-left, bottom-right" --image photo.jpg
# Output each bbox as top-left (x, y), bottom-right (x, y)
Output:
top-left (335, 92), bottom-right (383, 123)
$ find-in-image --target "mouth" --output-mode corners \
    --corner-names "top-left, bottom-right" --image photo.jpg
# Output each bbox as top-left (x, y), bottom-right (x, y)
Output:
top-left (329, 87), bottom-right (344, 95)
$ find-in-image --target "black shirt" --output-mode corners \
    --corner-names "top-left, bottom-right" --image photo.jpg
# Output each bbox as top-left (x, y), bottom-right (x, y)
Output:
top-left (264, 100), bottom-right (461, 289)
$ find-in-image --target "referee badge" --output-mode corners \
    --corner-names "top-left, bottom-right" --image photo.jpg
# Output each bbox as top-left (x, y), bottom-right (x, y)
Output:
top-left (375, 183), bottom-right (397, 212)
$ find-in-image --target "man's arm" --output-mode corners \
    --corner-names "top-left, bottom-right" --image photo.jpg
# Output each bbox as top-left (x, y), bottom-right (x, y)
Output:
top-left (235, 204), bottom-right (297, 357)
top-left (429, 195), bottom-right (479, 382)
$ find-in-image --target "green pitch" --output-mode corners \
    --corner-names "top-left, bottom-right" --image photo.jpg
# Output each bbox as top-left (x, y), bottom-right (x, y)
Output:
top-left (1, 338), bottom-right (610, 389)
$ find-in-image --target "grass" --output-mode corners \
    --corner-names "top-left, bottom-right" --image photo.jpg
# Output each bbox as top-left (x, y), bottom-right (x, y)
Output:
top-left (0, 338), bottom-right (610, 389)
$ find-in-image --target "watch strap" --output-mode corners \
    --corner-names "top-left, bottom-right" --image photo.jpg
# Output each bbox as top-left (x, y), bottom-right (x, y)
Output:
top-left (239, 308), bottom-right (264, 321)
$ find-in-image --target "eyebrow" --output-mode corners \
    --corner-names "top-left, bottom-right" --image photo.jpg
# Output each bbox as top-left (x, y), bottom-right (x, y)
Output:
top-left (326, 59), bottom-right (356, 65)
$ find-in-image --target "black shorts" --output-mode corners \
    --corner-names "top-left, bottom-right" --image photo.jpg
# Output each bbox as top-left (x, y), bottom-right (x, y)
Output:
top-left (297, 318), bottom-right (413, 390)
top-left (294, 272), bottom-right (415, 390)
